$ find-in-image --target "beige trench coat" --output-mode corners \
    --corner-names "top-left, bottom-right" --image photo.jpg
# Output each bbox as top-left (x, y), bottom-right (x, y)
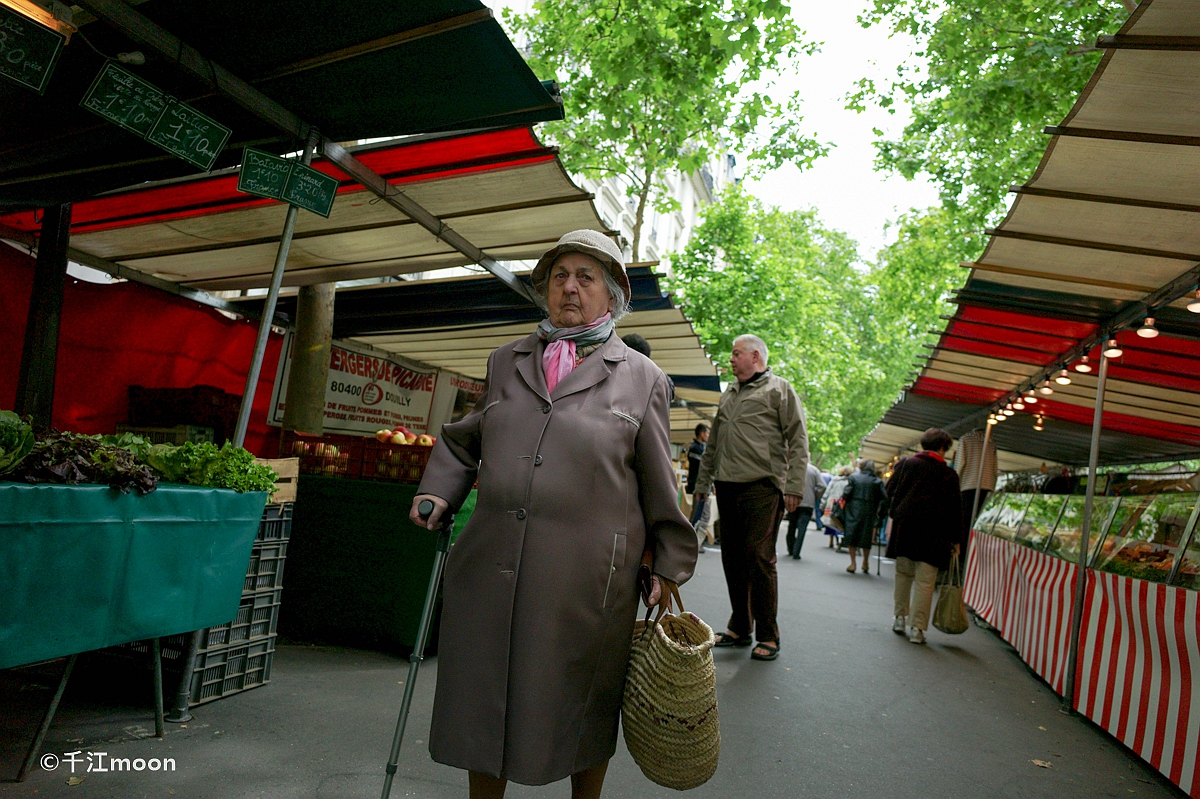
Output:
top-left (417, 332), bottom-right (697, 785)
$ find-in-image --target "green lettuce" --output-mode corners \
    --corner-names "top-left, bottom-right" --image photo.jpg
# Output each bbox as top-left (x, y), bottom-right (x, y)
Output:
top-left (0, 411), bottom-right (34, 475)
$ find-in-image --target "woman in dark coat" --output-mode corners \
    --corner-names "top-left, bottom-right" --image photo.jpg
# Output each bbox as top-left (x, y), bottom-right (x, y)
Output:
top-left (884, 428), bottom-right (963, 644)
top-left (841, 459), bottom-right (887, 574)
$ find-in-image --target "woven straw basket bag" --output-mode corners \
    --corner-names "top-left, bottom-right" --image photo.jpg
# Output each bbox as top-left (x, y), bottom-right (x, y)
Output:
top-left (622, 584), bottom-right (719, 790)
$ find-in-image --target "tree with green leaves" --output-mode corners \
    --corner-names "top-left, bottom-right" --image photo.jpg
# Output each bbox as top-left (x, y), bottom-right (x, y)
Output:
top-left (851, 0), bottom-right (1129, 227)
top-left (507, 0), bottom-right (827, 260)
top-left (667, 188), bottom-right (888, 463)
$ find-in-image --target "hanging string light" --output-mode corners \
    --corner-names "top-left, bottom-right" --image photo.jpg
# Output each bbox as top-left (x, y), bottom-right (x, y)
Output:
top-left (987, 414), bottom-right (999, 426)
top-left (1074, 356), bottom-right (1093, 373)
top-left (1137, 317), bottom-right (1159, 338)
top-left (1024, 391), bottom-right (1039, 404)
top-left (1102, 338), bottom-right (1123, 358)
top-left (1188, 290), bottom-right (1200, 314)
top-left (1032, 415), bottom-right (1045, 432)
top-left (1013, 398), bottom-right (1025, 410)
top-left (1039, 379), bottom-right (1054, 395)
top-left (1054, 368), bottom-right (1072, 386)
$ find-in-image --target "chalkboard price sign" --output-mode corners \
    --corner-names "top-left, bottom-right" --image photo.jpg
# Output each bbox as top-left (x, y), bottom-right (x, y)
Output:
top-left (80, 61), bottom-right (167, 137)
top-left (0, 5), bottom-right (66, 95)
top-left (81, 61), bottom-right (232, 172)
top-left (147, 100), bottom-right (232, 171)
top-left (281, 163), bottom-right (339, 218)
top-left (237, 148), bottom-right (291, 200)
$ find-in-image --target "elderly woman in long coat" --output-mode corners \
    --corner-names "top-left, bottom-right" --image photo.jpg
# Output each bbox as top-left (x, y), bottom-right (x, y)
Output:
top-left (411, 230), bottom-right (698, 799)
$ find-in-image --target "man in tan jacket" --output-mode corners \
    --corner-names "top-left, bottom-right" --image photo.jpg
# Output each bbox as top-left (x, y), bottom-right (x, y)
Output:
top-left (694, 334), bottom-right (809, 661)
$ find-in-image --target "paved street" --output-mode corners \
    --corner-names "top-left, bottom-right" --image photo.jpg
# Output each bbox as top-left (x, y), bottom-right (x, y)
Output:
top-left (2, 524), bottom-right (1186, 798)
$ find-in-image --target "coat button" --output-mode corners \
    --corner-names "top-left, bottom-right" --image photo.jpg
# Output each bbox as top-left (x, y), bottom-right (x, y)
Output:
top-left (542, 405), bottom-right (551, 414)
top-left (534, 455), bottom-right (543, 466)
top-left (516, 508), bottom-right (527, 520)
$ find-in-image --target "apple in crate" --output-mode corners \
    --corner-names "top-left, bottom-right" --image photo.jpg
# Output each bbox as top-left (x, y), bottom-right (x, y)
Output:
top-left (404, 433), bottom-right (417, 445)
top-left (393, 425), bottom-right (412, 437)
top-left (389, 433), bottom-right (406, 445)
top-left (416, 434), bottom-right (434, 446)
top-left (375, 429), bottom-right (392, 443)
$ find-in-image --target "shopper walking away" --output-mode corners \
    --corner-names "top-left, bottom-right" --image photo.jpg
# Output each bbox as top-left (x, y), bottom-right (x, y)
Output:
top-left (694, 334), bottom-right (809, 662)
top-left (885, 428), bottom-right (962, 644)
top-left (955, 427), bottom-right (997, 563)
top-left (786, 462), bottom-right (824, 560)
top-left (412, 230), bottom-right (697, 799)
top-left (811, 470), bottom-right (831, 533)
top-left (821, 466), bottom-right (852, 548)
top-left (686, 423), bottom-right (710, 528)
top-left (842, 460), bottom-right (886, 574)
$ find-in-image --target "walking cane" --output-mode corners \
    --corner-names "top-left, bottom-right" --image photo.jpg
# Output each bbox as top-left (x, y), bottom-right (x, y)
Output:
top-left (380, 499), bottom-right (454, 799)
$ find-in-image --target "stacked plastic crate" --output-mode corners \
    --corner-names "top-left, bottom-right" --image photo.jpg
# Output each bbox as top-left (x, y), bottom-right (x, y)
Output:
top-left (182, 502), bottom-right (290, 705)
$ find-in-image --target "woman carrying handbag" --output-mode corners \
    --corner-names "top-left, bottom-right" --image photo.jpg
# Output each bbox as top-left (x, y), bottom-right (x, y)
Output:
top-left (883, 428), bottom-right (964, 644)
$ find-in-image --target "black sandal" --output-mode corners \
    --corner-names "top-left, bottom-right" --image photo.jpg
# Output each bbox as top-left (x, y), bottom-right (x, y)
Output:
top-left (713, 632), bottom-right (752, 648)
top-left (751, 642), bottom-right (779, 661)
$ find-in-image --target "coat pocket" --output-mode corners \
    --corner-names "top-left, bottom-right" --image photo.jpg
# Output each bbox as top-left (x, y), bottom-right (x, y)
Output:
top-left (611, 409), bottom-right (641, 429)
top-left (602, 532), bottom-right (628, 608)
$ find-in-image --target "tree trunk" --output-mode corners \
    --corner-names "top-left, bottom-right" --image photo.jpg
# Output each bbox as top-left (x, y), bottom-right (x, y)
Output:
top-left (630, 169), bottom-right (653, 262)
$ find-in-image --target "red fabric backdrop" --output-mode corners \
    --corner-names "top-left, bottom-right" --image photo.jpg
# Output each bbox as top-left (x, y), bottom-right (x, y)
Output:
top-left (0, 244), bottom-right (282, 456)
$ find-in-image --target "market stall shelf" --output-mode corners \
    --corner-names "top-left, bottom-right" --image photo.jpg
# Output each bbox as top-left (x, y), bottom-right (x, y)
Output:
top-left (965, 486), bottom-right (1200, 798)
top-left (0, 482), bottom-right (268, 670)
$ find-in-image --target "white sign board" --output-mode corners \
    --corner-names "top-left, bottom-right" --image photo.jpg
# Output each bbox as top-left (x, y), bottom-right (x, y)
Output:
top-left (269, 336), bottom-right (438, 434)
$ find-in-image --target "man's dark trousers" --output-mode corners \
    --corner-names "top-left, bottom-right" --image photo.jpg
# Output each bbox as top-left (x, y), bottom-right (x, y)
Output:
top-left (715, 478), bottom-right (784, 644)
top-left (786, 505), bottom-right (815, 558)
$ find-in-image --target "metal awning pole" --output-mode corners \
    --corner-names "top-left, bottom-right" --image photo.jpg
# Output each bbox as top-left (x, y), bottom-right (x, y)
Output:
top-left (968, 420), bottom-right (993, 528)
top-left (231, 130), bottom-right (318, 449)
top-left (1060, 351), bottom-right (1109, 713)
top-left (167, 132), bottom-right (317, 724)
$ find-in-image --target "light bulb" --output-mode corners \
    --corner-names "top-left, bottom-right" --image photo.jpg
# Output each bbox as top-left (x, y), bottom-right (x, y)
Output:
top-left (1055, 369), bottom-right (1072, 385)
top-left (1002, 408), bottom-right (1015, 416)
top-left (1024, 393), bottom-right (1038, 404)
top-left (1033, 420), bottom-right (1044, 431)
top-left (1102, 338), bottom-right (1123, 358)
top-left (987, 417), bottom-right (998, 425)
top-left (1013, 400), bottom-right (1025, 410)
top-left (1039, 380), bottom-right (1054, 395)
top-left (1188, 291), bottom-right (1200, 313)
top-left (995, 412), bottom-right (1007, 421)
top-left (1137, 317), bottom-right (1159, 338)
top-left (1075, 356), bottom-right (1092, 373)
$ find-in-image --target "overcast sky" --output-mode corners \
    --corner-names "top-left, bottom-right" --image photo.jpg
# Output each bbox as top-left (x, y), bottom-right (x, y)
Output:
top-left (486, 0), bottom-right (940, 261)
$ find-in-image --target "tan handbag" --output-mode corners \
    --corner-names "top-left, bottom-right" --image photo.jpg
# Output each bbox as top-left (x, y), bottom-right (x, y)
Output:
top-left (933, 552), bottom-right (970, 634)
top-left (622, 583), bottom-right (719, 790)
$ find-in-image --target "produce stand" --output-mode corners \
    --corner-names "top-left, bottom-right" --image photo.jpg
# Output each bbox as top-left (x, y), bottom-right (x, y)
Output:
top-left (0, 482), bottom-right (267, 780)
top-left (280, 475), bottom-right (476, 653)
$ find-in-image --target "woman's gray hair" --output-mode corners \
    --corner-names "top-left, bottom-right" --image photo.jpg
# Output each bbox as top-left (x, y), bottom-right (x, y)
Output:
top-left (531, 253), bottom-right (631, 323)
top-left (733, 334), bottom-right (769, 366)
top-left (858, 458), bottom-right (876, 473)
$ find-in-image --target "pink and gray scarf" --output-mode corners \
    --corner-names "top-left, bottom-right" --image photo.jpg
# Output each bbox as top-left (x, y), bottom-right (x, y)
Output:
top-left (537, 313), bottom-right (614, 394)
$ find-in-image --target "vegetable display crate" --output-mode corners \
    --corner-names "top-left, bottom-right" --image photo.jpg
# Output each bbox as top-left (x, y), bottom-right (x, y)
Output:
top-left (190, 637), bottom-right (275, 705)
top-left (0, 483), bottom-right (268, 670)
top-left (115, 423), bottom-right (214, 445)
top-left (244, 540), bottom-right (287, 591)
top-left (280, 430), bottom-right (433, 485)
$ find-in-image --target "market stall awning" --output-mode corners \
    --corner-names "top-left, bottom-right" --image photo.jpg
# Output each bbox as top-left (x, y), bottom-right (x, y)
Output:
top-left (0, 128), bottom-right (607, 290)
top-left (0, 0), bottom-right (562, 211)
top-left (862, 0), bottom-right (1200, 468)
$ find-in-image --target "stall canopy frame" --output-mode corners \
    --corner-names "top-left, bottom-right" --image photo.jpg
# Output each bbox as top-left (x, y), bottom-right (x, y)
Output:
top-left (861, 0), bottom-right (1200, 471)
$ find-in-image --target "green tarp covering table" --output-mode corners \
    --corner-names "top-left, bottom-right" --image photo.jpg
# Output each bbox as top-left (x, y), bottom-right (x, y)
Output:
top-left (0, 483), bottom-right (268, 670)
top-left (281, 476), bottom-right (475, 652)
